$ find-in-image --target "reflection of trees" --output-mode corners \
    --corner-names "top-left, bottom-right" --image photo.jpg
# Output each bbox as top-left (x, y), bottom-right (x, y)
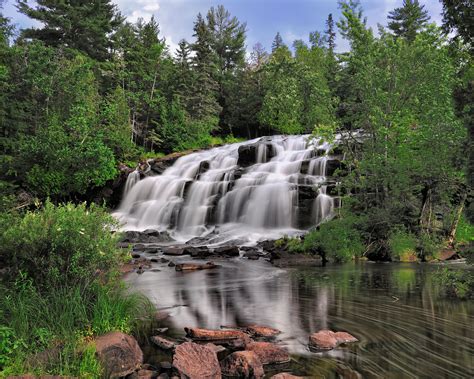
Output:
top-left (132, 263), bottom-right (474, 378)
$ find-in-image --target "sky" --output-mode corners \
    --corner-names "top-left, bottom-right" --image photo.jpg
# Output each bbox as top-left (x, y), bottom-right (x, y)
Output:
top-left (2, 0), bottom-right (444, 54)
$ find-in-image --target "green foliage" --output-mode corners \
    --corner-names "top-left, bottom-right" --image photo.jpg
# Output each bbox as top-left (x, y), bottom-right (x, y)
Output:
top-left (435, 268), bottom-right (474, 299)
top-left (302, 216), bottom-right (365, 262)
top-left (388, 229), bottom-right (417, 261)
top-left (387, 0), bottom-right (430, 42)
top-left (455, 215), bottom-right (474, 244)
top-left (0, 201), bottom-right (124, 288)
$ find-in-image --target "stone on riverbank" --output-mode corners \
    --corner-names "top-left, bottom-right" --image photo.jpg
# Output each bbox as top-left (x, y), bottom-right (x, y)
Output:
top-left (246, 342), bottom-right (290, 365)
top-left (95, 331), bottom-right (143, 378)
top-left (175, 262), bottom-right (218, 271)
top-left (220, 351), bottom-right (264, 379)
top-left (173, 342), bottom-right (221, 379)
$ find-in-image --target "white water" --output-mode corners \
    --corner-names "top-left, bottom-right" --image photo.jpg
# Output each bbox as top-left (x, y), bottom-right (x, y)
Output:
top-left (114, 135), bottom-right (338, 244)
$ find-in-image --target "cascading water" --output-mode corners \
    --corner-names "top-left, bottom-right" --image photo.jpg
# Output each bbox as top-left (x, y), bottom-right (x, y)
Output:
top-left (114, 135), bottom-right (340, 243)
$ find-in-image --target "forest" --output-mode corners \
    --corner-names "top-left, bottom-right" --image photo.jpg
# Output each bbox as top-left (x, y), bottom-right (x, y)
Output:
top-left (0, 0), bottom-right (473, 377)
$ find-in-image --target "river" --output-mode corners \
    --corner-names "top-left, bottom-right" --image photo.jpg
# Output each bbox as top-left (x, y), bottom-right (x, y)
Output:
top-left (126, 259), bottom-right (473, 378)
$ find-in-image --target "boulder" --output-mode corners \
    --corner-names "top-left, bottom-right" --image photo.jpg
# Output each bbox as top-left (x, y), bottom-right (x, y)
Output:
top-left (185, 246), bottom-right (212, 259)
top-left (308, 330), bottom-right (358, 351)
top-left (95, 331), bottom-right (143, 378)
top-left (175, 262), bottom-right (218, 271)
top-left (243, 251), bottom-right (260, 260)
top-left (220, 351), bottom-right (264, 379)
top-left (127, 369), bottom-right (159, 379)
top-left (163, 247), bottom-right (184, 256)
top-left (213, 246), bottom-right (240, 257)
top-left (244, 325), bottom-right (281, 339)
top-left (237, 144), bottom-right (257, 167)
top-left (120, 230), bottom-right (173, 244)
top-left (245, 342), bottom-right (290, 365)
top-left (185, 328), bottom-right (252, 346)
top-left (173, 342), bottom-right (221, 379)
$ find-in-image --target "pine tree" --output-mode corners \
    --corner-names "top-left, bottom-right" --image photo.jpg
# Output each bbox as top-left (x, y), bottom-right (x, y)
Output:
top-left (387, 0), bottom-right (430, 42)
top-left (190, 13), bottom-right (221, 122)
top-left (325, 13), bottom-right (336, 53)
top-left (17, 0), bottom-right (123, 61)
top-left (272, 32), bottom-right (284, 52)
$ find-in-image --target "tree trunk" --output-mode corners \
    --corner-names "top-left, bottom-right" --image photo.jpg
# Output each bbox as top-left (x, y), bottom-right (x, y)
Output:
top-left (448, 191), bottom-right (467, 247)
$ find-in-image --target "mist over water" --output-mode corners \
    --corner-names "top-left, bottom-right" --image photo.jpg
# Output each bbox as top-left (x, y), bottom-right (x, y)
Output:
top-left (114, 135), bottom-right (336, 244)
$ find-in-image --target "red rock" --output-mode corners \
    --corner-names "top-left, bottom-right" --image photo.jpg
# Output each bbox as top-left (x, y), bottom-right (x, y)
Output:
top-left (308, 330), bottom-right (358, 351)
top-left (173, 342), bottom-right (221, 379)
top-left (244, 325), bottom-right (281, 338)
top-left (95, 331), bottom-right (143, 378)
top-left (220, 351), bottom-right (264, 379)
top-left (175, 262), bottom-right (218, 271)
top-left (271, 374), bottom-right (305, 379)
top-left (245, 342), bottom-right (290, 365)
top-left (185, 327), bottom-right (252, 345)
top-left (333, 331), bottom-right (358, 344)
top-left (150, 335), bottom-right (177, 350)
top-left (127, 369), bottom-right (158, 379)
top-left (308, 330), bottom-right (338, 351)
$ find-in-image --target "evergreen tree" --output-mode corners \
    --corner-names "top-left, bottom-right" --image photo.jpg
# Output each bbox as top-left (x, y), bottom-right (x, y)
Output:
top-left (272, 32), bottom-right (284, 51)
top-left (325, 13), bottom-right (336, 52)
top-left (17, 0), bottom-right (123, 61)
top-left (387, 0), bottom-right (430, 42)
top-left (190, 13), bottom-right (221, 123)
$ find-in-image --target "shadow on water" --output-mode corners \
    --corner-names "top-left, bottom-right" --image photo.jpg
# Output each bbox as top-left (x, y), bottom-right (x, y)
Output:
top-left (126, 260), bottom-right (474, 378)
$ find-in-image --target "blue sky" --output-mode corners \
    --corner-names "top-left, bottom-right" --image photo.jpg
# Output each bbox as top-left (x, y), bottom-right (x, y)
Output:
top-left (2, 0), bottom-right (444, 53)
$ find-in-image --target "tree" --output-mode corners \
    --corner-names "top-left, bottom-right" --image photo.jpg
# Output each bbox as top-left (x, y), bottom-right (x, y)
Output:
top-left (189, 13), bottom-right (221, 123)
top-left (441, 0), bottom-right (473, 45)
top-left (387, 0), bottom-right (430, 42)
top-left (272, 32), bottom-right (284, 52)
top-left (17, 0), bottom-right (123, 61)
top-left (325, 13), bottom-right (336, 53)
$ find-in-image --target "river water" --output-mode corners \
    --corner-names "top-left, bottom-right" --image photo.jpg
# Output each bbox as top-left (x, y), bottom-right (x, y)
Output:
top-left (126, 259), bottom-right (473, 378)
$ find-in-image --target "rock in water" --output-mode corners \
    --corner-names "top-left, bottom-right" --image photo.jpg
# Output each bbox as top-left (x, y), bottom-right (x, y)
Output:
top-left (245, 342), bottom-right (290, 365)
top-left (271, 374), bottom-right (306, 379)
top-left (184, 327), bottom-right (252, 345)
top-left (173, 342), bottom-right (221, 379)
top-left (308, 330), bottom-right (358, 351)
top-left (175, 262), bottom-right (218, 271)
top-left (244, 325), bottom-right (281, 339)
top-left (95, 331), bottom-right (143, 378)
top-left (220, 351), bottom-right (264, 379)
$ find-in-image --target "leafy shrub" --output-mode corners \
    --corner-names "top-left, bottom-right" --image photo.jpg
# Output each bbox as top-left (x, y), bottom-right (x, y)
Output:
top-left (302, 216), bottom-right (365, 262)
top-left (0, 201), bottom-right (125, 288)
top-left (455, 215), bottom-right (474, 245)
top-left (388, 229), bottom-right (417, 261)
top-left (435, 268), bottom-right (474, 300)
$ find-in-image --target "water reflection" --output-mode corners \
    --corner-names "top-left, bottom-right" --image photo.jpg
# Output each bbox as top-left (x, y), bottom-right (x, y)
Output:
top-left (127, 260), bottom-right (474, 378)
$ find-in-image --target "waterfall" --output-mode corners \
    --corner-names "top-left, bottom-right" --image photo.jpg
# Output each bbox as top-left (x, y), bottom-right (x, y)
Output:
top-left (114, 135), bottom-right (339, 243)
top-left (123, 170), bottom-right (140, 196)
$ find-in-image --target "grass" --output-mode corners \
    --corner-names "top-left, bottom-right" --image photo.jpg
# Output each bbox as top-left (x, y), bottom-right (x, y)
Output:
top-left (0, 279), bottom-right (153, 377)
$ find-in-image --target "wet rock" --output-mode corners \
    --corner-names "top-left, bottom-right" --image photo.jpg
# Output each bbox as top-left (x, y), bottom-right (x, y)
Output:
top-left (237, 145), bottom-right (258, 167)
top-left (220, 351), bottom-right (264, 379)
top-left (328, 145), bottom-right (344, 156)
top-left (185, 327), bottom-right (252, 346)
top-left (243, 251), bottom-right (260, 260)
top-left (196, 161), bottom-right (210, 178)
top-left (439, 249), bottom-right (460, 261)
top-left (132, 253), bottom-right (141, 259)
top-left (245, 342), bottom-right (290, 365)
top-left (205, 343), bottom-right (228, 360)
top-left (185, 246), bottom-right (212, 259)
top-left (121, 230), bottom-right (173, 244)
top-left (175, 262), bottom-right (218, 271)
top-left (173, 342), bottom-right (221, 379)
top-left (213, 245), bottom-right (240, 257)
top-left (160, 361), bottom-right (173, 371)
top-left (333, 331), bottom-right (359, 344)
top-left (308, 330), bottom-right (358, 351)
top-left (308, 330), bottom-right (337, 351)
top-left (160, 257), bottom-right (170, 263)
top-left (325, 159), bottom-right (341, 176)
top-left (244, 325), bottom-right (281, 339)
top-left (271, 374), bottom-right (305, 379)
top-left (163, 247), bottom-right (184, 256)
top-left (150, 335), bottom-right (178, 351)
top-left (95, 331), bottom-right (143, 378)
top-left (298, 185), bottom-right (318, 200)
top-left (168, 261), bottom-right (176, 267)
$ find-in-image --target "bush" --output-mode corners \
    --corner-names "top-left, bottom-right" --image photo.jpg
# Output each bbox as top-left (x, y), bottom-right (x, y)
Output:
top-left (388, 229), bottom-right (418, 262)
top-left (435, 268), bottom-right (474, 300)
top-left (302, 216), bottom-right (365, 262)
top-left (0, 201), bottom-right (126, 289)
